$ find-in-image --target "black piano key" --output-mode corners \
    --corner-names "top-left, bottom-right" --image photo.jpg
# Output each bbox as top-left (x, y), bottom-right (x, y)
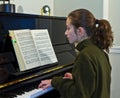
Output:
top-left (8, 81), bottom-right (38, 97)
top-left (0, 92), bottom-right (16, 98)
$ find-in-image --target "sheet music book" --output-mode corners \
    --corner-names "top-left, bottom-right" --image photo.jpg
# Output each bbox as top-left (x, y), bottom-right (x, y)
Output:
top-left (9, 29), bottom-right (58, 71)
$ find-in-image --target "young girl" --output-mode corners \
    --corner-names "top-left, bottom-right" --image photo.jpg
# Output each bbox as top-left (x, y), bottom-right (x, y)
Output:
top-left (38, 9), bottom-right (113, 98)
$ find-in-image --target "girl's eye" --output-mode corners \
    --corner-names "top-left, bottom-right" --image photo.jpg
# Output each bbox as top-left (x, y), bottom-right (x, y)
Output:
top-left (67, 27), bottom-right (70, 30)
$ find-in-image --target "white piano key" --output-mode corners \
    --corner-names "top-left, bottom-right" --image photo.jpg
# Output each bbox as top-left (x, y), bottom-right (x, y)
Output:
top-left (14, 86), bottom-right (54, 98)
top-left (30, 86), bottom-right (54, 98)
top-left (14, 88), bottom-right (43, 98)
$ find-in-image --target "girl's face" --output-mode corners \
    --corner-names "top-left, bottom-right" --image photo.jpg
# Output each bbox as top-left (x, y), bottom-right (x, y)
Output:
top-left (65, 18), bottom-right (78, 44)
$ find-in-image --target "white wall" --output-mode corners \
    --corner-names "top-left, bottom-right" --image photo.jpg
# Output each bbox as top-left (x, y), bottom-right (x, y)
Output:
top-left (107, 0), bottom-right (120, 98)
top-left (0, 0), bottom-right (54, 15)
top-left (54, 0), bottom-right (103, 18)
top-left (103, 0), bottom-right (109, 19)
top-left (109, 0), bottom-right (120, 46)
top-left (109, 47), bottom-right (120, 98)
top-left (0, 0), bottom-right (103, 18)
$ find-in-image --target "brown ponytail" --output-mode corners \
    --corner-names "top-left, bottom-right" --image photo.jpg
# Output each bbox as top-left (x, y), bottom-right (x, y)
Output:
top-left (92, 19), bottom-right (113, 53)
top-left (68, 9), bottom-right (113, 53)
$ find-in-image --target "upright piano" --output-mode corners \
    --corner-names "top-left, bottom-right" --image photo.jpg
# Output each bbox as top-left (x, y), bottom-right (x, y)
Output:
top-left (0, 13), bottom-right (76, 98)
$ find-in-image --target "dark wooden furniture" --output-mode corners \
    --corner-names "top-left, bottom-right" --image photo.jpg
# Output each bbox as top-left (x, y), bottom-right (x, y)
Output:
top-left (0, 12), bottom-right (76, 98)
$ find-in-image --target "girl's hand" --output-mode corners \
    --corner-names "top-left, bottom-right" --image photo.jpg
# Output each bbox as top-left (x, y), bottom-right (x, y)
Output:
top-left (38, 79), bottom-right (52, 90)
top-left (63, 72), bottom-right (73, 79)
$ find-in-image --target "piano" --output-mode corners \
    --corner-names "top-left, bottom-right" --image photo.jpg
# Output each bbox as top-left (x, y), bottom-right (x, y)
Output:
top-left (0, 13), bottom-right (76, 98)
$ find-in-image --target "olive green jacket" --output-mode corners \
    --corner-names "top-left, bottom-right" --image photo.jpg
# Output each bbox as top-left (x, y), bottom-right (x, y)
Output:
top-left (51, 39), bottom-right (111, 98)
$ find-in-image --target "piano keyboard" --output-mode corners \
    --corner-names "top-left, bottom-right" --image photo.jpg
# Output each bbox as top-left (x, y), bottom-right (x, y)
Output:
top-left (14, 86), bottom-right (54, 98)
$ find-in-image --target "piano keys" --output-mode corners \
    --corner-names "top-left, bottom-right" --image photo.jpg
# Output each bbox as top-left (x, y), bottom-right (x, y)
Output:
top-left (15, 86), bottom-right (54, 98)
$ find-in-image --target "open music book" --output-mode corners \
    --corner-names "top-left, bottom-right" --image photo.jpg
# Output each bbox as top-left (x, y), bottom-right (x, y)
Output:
top-left (9, 29), bottom-right (58, 71)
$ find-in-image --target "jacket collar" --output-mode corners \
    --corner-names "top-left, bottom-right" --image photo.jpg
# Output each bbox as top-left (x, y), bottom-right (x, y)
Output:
top-left (76, 39), bottom-right (95, 52)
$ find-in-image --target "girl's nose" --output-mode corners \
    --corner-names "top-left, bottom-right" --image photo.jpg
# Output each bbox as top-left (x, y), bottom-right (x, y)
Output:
top-left (65, 30), bottom-right (67, 35)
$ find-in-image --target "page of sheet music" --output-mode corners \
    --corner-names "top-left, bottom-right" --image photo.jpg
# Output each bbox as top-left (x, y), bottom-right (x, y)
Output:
top-left (14, 30), bottom-right (41, 70)
top-left (31, 29), bottom-right (58, 65)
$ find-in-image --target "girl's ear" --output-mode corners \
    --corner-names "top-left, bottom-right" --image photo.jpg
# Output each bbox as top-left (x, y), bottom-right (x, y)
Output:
top-left (77, 27), bottom-right (84, 36)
